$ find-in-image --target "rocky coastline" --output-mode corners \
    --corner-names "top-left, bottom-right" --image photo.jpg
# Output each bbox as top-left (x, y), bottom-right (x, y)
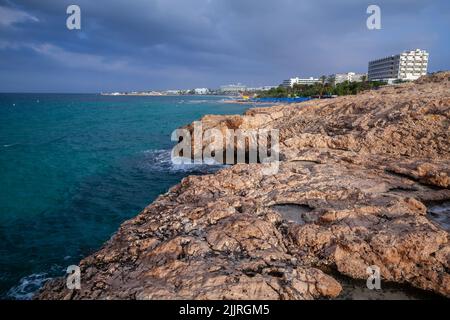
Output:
top-left (37, 72), bottom-right (450, 299)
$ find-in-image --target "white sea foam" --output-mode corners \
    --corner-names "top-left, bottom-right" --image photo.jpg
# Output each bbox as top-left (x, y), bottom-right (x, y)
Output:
top-left (141, 149), bottom-right (227, 173)
top-left (176, 99), bottom-right (217, 105)
top-left (3, 143), bottom-right (19, 148)
top-left (7, 273), bottom-right (52, 300)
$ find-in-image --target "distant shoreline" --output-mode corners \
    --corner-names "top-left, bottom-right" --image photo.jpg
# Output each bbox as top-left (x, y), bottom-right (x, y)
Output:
top-left (100, 92), bottom-right (236, 97)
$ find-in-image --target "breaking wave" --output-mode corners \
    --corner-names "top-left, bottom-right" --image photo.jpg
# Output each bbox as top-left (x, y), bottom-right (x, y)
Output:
top-left (6, 273), bottom-right (52, 300)
top-left (140, 149), bottom-right (227, 174)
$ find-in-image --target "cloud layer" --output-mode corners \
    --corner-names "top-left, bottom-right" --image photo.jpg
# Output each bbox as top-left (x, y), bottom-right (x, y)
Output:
top-left (0, 0), bottom-right (449, 92)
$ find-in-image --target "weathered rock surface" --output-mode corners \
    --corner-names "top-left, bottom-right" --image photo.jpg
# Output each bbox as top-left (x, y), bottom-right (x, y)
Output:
top-left (37, 72), bottom-right (450, 299)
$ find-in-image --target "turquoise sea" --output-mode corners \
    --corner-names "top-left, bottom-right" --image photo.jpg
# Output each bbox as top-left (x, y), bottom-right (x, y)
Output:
top-left (0, 94), bottom-right (251, 299)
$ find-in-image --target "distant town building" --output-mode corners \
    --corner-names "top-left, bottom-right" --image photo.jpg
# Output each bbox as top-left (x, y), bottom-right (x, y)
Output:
top-left (220, 83), bottom-right (247, 93)
top-left (330, 72), bottom-right (367, 84)
top-left (281, 77), bottom-right (320, 88)
top-left (194, 88), bottom-right (209, 95)
top-left (368, 49), bottom-right (429, 83)
top-left (165, 90), bottom-right (181, 95)
top-left (246, 85), bottom-right (277, 92)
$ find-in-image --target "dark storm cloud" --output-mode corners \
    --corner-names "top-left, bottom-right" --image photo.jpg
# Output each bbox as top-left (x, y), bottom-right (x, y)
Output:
top-left (0, 0), bottom-right (449, 92)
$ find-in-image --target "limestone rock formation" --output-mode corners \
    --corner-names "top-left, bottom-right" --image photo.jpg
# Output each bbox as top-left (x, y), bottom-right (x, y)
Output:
top-left (37, 72), bottom-right (450, 299)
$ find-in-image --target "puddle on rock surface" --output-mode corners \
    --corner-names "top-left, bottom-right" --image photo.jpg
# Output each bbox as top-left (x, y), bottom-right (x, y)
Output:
top-left (271, 204), bottom-right (315, 224)
top-left (426, 201), bottom-right (450, 232)
top-left (333, 273), bottom-right (444, 300)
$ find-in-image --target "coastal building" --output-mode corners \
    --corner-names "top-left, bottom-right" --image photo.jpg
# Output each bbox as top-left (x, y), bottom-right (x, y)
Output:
top-left (194, 88), bottom-right (209, 95)
top-left (330, 72), bottom-right (367, 84)
top-left (281, 77), bottom-right (320, 88)
top-left (165, 90), bottom-right (181, 95)
top-left (246, 85), bottom-right (277, 92)
top-left (220, 83), bottom-right (247, 93)
top-left (368, 49), bottom-right (429, 82)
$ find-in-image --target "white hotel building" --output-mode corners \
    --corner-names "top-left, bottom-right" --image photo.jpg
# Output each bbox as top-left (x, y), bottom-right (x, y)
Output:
top-left (194, 88), bottom-right (209, 95)
top-left (331, 72), bottom-right (367, 84)
top-left (368, 49), bottom-right (429, 82)
top-left (281, 77), bottom-right (321, 87)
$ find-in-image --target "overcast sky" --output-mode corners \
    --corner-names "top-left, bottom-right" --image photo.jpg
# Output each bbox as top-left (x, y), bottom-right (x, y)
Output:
top-left (0, 0), bottom-right (449, 92)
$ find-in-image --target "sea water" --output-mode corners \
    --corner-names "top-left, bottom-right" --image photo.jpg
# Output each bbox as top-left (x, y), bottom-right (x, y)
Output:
top-left (0, 93), bottom-right (250, 299)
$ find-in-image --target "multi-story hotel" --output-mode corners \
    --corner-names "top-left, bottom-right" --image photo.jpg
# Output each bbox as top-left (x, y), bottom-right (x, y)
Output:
top-left (368, 49), bottom-right (429, 82)
top-left (194, 88), bottom-right (209, 95)
top-left (330, 72), bottom-right (367, 84)
top-left (281, 77), bottom-right (320, 87)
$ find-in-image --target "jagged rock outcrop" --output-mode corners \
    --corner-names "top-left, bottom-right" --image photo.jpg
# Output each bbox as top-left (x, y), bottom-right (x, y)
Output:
top-left (37, 72), bottom-right (450, 299)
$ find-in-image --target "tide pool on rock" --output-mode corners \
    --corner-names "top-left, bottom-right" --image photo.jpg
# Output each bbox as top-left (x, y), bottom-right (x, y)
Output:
top-left (0, 93), bottom-right (251, 299)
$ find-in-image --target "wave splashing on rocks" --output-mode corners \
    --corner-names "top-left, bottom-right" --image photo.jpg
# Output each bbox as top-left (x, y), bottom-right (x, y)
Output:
top-left (140, 149), bottom-right (227, 173)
